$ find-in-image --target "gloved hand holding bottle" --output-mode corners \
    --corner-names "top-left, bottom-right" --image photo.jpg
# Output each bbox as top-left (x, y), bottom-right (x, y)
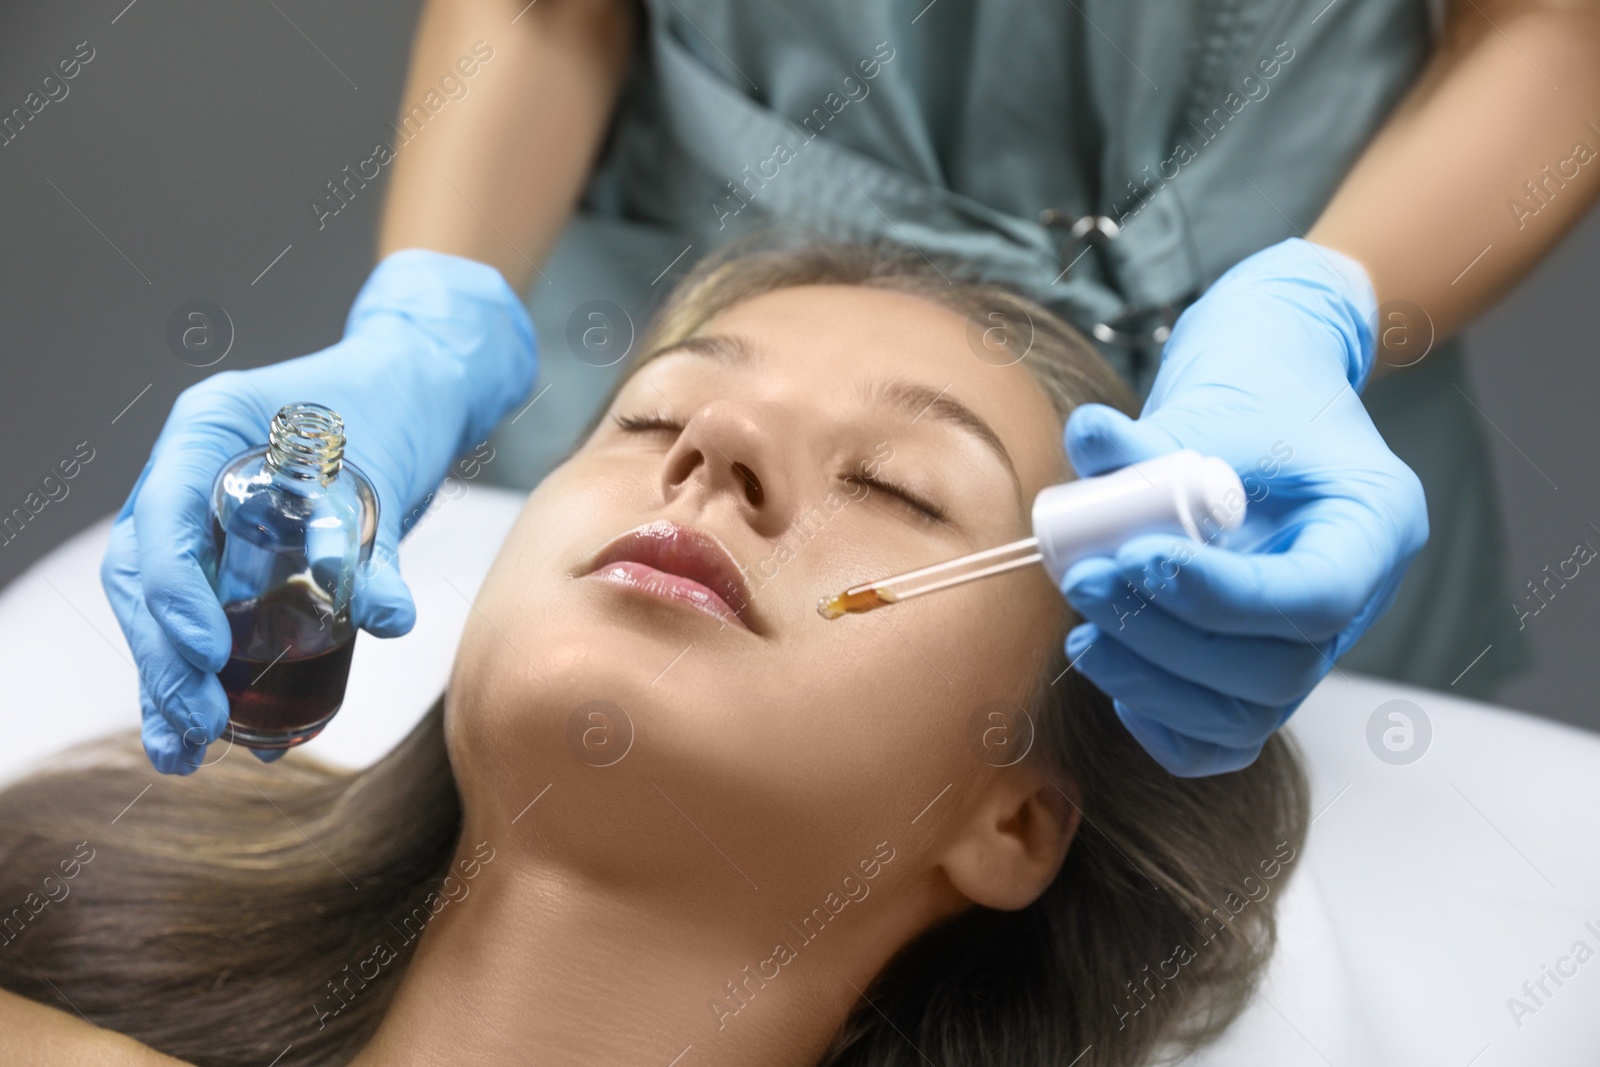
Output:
top-left (101, 249), bottom-right (537, 774)
top-left (1060, 237), bottom-right (1429, 777)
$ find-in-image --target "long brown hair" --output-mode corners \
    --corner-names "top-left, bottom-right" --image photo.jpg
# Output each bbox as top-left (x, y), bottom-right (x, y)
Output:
top-left (0, 239), bottom-right (1307, 1067)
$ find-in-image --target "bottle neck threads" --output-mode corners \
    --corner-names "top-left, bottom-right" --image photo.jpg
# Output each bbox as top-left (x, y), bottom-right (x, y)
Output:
top-left (265, 403), bottom-right (345, 480)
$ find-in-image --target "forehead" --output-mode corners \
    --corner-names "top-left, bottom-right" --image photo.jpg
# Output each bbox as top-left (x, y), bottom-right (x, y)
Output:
top-left (657, 284), bottom-right (1065, 494)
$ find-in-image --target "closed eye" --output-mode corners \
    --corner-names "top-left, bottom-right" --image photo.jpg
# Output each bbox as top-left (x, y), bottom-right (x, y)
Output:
top-left (858, 474), bottom-right (948, 524)
top-left (613, 412), bottom-right (683, 434)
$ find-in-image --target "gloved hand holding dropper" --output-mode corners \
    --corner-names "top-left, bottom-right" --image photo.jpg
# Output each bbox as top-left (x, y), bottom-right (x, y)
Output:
top-left (1058, 239), bottom-right (1429, 776)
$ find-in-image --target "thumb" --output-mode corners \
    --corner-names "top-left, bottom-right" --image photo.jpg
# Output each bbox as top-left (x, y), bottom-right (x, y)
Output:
top-left (1064, 404), bottom-right (1184, 478)
top-left (350, 517), bottom-right (417, 638)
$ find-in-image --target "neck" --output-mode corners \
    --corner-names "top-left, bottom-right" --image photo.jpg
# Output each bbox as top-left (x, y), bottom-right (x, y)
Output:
top-left (351, 816), bottom-right (936, 1067)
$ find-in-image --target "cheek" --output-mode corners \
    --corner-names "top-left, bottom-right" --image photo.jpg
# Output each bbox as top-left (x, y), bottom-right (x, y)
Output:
top-left (836, 578), bottom-right (1059, 773)
top-left (468, 461), bottom-right (631, 619)
top-left (442, 470), bottom-right (610, 784)
top-left (759, 587), bottom-right (1059, 814)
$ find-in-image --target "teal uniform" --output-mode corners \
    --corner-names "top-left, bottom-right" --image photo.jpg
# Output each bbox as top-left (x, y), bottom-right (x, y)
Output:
top-left (486, 0), bottom-right (1529, 697)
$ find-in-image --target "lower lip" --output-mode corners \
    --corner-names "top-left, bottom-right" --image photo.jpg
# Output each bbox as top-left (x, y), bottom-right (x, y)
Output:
top-left (587, 561), bottom-right (747, 629)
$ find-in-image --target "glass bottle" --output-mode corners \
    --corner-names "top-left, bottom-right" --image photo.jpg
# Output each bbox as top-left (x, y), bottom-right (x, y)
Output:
top-left (208, 403), bottom-right (377, 750)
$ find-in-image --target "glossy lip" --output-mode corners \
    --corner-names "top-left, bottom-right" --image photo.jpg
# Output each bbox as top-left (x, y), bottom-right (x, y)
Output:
top-left (582, 520), bottom-right (758, 633)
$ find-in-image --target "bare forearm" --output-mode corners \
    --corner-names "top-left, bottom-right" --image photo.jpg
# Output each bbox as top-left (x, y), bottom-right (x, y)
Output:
top-left (377, 0), bottom-right (637, 289)
top-left (0, 989), bottom-right (188, 1066)
top-left (1308, 0), bottom-right (1600, 342)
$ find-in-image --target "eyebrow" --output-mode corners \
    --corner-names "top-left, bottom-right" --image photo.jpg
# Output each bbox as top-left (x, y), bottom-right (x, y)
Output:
top-left (651, 332), bottom-right (1023, 503)
top-left (648, 334), bottom-right (760, 367)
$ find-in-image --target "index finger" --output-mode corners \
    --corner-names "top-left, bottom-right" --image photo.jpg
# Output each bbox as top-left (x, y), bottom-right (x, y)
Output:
top-left (1102, 497), bottom-right (1401, 643)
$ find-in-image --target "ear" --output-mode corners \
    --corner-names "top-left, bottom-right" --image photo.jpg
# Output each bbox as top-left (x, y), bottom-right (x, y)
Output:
top-left (938, 768), bottom-right (1081, 911)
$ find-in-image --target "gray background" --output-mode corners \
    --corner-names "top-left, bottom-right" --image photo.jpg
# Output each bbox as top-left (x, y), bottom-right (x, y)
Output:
top-left (1, 1), bottom-right (1595, 731)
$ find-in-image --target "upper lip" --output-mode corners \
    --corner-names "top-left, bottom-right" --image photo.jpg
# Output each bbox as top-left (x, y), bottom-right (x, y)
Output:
top-left (583, 520), bottom-right (759, 632)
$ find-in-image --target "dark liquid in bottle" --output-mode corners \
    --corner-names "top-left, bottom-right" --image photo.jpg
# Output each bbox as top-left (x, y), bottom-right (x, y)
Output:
top-left (218, 579), bottom-right (356, 749)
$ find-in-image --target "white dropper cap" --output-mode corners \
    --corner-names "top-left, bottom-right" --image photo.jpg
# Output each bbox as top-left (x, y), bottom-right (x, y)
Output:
top-left (1030, 450), bottom-right (1246, 584)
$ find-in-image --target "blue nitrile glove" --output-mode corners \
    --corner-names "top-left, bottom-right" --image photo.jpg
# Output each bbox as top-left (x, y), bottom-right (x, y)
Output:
top-left (102, 249), bottom-right (536, 775)
top-left (1061, 238), bottom-right (1428, 776)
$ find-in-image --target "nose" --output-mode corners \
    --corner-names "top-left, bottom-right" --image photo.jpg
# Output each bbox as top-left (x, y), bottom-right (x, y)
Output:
top-left (659, 400), bottom-right (797, 536)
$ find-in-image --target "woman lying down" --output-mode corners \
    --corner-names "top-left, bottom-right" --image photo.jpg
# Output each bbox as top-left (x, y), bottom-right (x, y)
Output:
top-left (0, 241), bottom-right (1307, 1067)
